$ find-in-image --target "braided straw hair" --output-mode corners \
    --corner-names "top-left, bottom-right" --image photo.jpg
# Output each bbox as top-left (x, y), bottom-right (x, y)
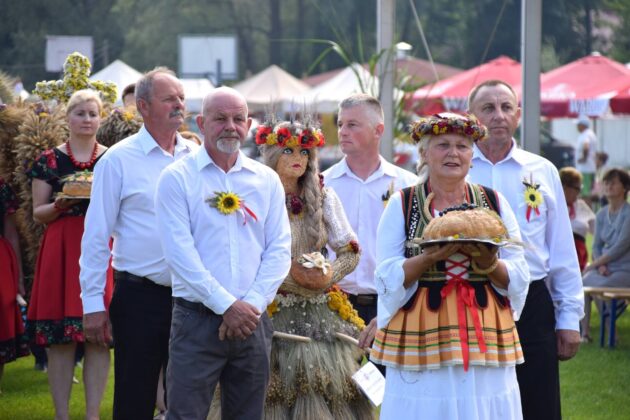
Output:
top-left (260, 121), bottom-right (325, 252)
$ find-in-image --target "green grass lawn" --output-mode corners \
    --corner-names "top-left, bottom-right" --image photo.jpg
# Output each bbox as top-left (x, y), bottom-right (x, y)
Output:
top-left (1, 355), bottom-right (114, 420)
top-left (1, 310), bottom-right (628, 420)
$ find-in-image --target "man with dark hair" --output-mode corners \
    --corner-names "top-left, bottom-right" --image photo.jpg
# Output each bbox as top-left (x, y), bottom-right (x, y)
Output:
top-left (467, 79), bottom-right (583, 420)
top-left (121, 83), bottom-right (136, 108)
top-left (80, 67), bottom-right (197, 419)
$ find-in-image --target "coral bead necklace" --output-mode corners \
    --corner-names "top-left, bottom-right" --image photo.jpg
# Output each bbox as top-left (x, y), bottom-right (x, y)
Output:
top-left (66, 141), bottom-right (98, 169)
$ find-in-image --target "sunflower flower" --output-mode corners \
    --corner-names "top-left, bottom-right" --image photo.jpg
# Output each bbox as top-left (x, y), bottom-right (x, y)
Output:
top-left (206, 191), bottom-right (258, 224)
top-left (522, 174), bottom-right (543, 222)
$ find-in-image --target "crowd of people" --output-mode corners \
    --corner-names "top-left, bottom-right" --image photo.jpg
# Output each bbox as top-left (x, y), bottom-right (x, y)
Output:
top-left (0, 59), bottom-right (628, 420)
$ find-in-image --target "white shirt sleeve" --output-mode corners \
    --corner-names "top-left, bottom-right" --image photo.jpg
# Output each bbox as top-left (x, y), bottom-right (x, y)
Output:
top-left (79, 155), bottom-right (121, 314)
top-left (495, 191), bottom-right (530, 320)
top-left (374, 192), bottom-right (418, 328)
top-left (545, 169), bottom-right (585, 331)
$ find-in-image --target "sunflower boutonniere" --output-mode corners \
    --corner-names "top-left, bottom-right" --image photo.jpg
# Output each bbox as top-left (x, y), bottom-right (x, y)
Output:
top-left (206, 191), bottom-right (258, 224)
top-left (522, 174), bottom-right (543, 222)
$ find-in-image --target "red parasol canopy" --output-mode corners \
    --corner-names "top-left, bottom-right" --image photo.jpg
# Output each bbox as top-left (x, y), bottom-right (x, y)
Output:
top-left (411, 56), bottom-right (522, 115)
top-left (538, 53), bottom-right (630, 117)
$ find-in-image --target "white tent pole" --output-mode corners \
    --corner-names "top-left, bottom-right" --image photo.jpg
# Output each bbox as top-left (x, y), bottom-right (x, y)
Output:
top-left (520, 0), bottom-right (542, 154)
top-left (377, 0), bottom-right (395, 162)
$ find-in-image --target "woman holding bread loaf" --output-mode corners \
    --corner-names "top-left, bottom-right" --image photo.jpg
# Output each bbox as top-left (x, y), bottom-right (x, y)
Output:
top-left (254, 119), bottom-right (374, 419)
top-left (26, 89), bottom-right (112, 420)
top-left (370, 113), bottom-right (529, 420)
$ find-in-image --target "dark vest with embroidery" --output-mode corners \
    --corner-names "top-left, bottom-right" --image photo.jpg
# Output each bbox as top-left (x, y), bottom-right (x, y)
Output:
top-left (400, 182), bottom-right (508, 311)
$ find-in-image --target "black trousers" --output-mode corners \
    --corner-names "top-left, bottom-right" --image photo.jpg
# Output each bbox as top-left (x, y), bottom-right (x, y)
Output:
top-left (346, 293), bottom-right (378, 324)
top-left (109, 272), bottom-right (172, 420)
top-left (515, 280), bottom-right (561, 420)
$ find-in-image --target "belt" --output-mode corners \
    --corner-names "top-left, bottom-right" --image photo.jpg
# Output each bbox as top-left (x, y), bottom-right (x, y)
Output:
top-left (173, 297), bottom-right (217, 316)
top-left (348, 293), bottom-right (378, 306)
top-left (113, 270), bottom-right (170, 290)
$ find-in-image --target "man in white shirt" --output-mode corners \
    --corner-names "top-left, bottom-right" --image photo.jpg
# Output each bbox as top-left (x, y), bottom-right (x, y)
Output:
top-left (575, 116), bottom-right (598, 196)
top-left (155, 87), bottom-right (291, 419)
top-left (467, 80), bottom-right (583, 420)
top-left (323, 94), bottom-right (418, 326)
top-left (80, 68), bottom-right (197, 419)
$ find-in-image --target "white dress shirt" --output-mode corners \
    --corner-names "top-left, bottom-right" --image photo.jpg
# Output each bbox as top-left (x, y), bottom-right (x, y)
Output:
top-left (155, 147), bottom-right (292, 315)
top-left (469, 140), bottom-right (584, 331)
top-left (374, 189), bottom-right (529, 328)
top-left (576, 128), bottom-right (597, 174)
top-left (323, 156), bottom-right (418, 294)
top-left (80, 126), bottom-right (197, 314)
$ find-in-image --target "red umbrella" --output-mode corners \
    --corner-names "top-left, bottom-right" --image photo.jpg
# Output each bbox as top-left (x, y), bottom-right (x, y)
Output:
top-left (539, 53), bottom-right (630, 117)
top-left (411, 56), bottom-right (522, 115)
top-left (608, 81), bottom-right (630, 114)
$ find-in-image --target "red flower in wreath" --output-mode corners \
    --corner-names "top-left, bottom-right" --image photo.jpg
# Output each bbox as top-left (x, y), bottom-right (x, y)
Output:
top-left (255, 125), bottom-right (272, 145)
top-left (298, 129), bottom-right (317, 148)
top-left (276, 127), bottom-right (292, 146)
top-left (348, 240), bottom-right (361, 254)
top-left (43, 149), bottom-right (57, 170)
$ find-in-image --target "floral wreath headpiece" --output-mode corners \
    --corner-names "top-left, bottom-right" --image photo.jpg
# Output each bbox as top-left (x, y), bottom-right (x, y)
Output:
top-left (410, 113), bottom-right (487, 143)
top-left (255, 120), bottom-right (325, 149)
top-left (33, 52), bottom-right (117, 105)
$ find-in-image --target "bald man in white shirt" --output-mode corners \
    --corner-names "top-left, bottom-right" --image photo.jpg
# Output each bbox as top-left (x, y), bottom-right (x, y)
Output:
top-left (156, 87), bottom-right (291, 420)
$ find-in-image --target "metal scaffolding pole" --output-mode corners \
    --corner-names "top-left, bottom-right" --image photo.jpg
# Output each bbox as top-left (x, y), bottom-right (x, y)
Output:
top-left (377, 0), bottom-right (395, 161)
top-left (521, 0), bottom-right (542, 154)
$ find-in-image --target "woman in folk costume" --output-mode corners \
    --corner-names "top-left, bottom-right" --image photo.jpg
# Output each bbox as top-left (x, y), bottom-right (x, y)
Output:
top-left (26, 89), bottom-right (112, 420)
top-left (257, 119), bottom-right (373, 419)
top-left (0, 176), bottom-right (29, 390)
top-left (370, 113), bottom-right (529, 419)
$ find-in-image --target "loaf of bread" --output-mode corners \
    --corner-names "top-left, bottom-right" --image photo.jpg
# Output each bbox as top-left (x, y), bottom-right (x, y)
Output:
top-left (422, 208), bottom-right (508, 242)
top-left (62, 171), bottom-right (93, 197)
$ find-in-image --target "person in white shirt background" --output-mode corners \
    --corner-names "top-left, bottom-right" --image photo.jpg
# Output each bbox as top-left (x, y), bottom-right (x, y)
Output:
top-left (575, 115), bottom-right (598, 197)
top-left (80, 67), bottom-right (197, 420)
top-left (323, 93), bottom-right (418, 339)
top-left (155, 87), bottom-right (291, 420)
top-left (467, 80), bottom-right (583, 420)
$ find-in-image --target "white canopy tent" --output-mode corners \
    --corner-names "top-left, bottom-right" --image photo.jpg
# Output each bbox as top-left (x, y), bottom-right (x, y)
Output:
top-left (233, 65), bottom-right (310, 113)
top-left (89, 60), bottom-right (142, 105)
top-left (301, 63), bottom-right (401, 113)
top-left (181, 78), bottom-right (215, 113)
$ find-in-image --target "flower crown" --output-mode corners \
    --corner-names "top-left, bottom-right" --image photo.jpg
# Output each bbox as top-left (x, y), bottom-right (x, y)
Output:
top-left (410, 113), bottom-right (487, 143)
top-left (255, 122), bottom-right (325, 149)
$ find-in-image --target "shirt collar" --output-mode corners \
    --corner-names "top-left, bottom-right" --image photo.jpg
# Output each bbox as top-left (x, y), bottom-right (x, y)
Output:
top-left (472, 138), bottom-right (532, 167)
top-left (194, 147), bottom-right (254, 173)
top-left (138, 125), bottom-right (195, 156)
top-left (327, 155), bottom-right (396, 181)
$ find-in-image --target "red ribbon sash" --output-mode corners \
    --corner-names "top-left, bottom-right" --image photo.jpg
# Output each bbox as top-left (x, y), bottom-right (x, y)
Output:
top-left (441, 256), bottom-right (487, 371)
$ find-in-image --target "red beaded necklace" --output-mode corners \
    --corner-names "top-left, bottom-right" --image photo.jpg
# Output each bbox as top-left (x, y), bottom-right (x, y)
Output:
top-left (66, 141), bottom-right (99, 169)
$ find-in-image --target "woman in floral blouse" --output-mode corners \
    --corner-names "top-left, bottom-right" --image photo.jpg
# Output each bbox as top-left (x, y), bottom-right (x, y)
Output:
top-left (26, 90), bottom-right (112, 420)
top-left (0, 178), bottom-right (29, 391)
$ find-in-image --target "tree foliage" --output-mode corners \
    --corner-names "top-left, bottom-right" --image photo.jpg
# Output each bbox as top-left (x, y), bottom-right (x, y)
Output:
top-left (0, 0), bottom-right (627, 90)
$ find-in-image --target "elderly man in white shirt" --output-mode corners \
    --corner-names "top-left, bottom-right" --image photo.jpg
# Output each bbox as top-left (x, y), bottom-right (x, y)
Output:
top-left (155, 87), bottom-right (291, 420)
top-left (80, 68), bottom-right (197, 419)
top-left (467, 80), bottom-right (583, 420)
top-left (323, 93), bottom-right (418, 331)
